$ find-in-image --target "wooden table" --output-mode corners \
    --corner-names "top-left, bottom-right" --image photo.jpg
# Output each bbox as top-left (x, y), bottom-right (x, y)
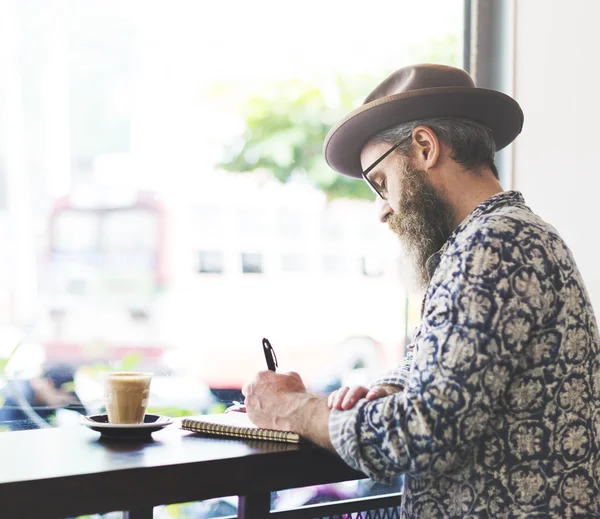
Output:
top-left (0, 421), bottom-right (381, 519)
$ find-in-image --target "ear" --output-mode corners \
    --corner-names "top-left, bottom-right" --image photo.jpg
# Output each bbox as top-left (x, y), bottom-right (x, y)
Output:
top-left (411, 126), bottom-right (440, 171)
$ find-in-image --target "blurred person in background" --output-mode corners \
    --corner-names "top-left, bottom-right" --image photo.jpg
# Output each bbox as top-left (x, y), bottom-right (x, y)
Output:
top-left (242, 64), bottom-right (600, 518)
top-left (0, 364), bottom-right (86, 429)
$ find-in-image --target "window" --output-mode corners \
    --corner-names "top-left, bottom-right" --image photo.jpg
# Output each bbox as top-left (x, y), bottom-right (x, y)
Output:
top-left (101, 210), bottom-right (158, 253)
top-left (0, 2), bottom-right (464, 510)
top-left (100, 209), bottom-right (159, 271)
top-left (241, 253), bottom-right (264, 274)
top-left (0, 2), bottom-right (464, 516)
top-left (198, 251), bottom-right (224, 274)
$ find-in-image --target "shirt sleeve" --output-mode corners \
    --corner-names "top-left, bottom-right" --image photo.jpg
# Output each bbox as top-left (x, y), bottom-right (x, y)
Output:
top-left (368, 343), bottom-right (415, 389)
top-left (329, 229), bottom-right (522, 482)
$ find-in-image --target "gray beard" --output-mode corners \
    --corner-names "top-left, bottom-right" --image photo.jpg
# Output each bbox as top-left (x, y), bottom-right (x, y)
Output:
top-left (387, 165), bottom-right (455, 290)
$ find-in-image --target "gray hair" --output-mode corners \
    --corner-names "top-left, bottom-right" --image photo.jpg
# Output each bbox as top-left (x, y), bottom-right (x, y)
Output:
top-left (369, 117), bottom-right (499, 179)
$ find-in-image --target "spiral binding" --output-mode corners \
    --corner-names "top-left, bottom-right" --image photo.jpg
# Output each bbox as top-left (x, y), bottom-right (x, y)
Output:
top-left (181, 417), bottom-right (301, 444)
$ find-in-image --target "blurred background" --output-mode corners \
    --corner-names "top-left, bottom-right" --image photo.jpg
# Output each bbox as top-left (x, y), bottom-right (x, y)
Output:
top-left (0, 0), bottom-right (462, 515)
top-left (2, 0), bottom-right (595, 517)
top-left (0, 0), bottom-right (463, 425)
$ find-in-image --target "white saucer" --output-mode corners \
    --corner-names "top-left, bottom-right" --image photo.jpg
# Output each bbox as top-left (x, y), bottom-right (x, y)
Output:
top-left (80, 414), bottom-right (173, 439)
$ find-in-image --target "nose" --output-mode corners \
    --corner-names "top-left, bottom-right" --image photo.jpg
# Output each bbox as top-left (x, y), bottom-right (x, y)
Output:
top-left (377, 198), bottom-right (393, 223)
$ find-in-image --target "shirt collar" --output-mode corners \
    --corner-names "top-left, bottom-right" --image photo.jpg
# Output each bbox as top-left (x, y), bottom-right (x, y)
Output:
top-left (425, 190), bottom-right (526, 280)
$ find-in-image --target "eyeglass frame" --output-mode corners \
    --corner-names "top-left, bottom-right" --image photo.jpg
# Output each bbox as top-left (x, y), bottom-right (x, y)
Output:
top-left (361, 138), bottom-right (405, 200)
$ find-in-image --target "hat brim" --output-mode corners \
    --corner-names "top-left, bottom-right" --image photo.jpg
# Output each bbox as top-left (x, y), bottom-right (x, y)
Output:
top-left (323, 87), bottom-right (524, 178)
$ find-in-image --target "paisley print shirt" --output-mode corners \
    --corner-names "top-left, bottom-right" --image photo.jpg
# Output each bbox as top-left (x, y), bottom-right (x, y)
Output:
top-left (329, 191), bottom-right (600, 518)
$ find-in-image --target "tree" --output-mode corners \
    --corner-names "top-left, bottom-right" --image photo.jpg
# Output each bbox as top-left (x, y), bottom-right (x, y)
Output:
top-left (214, 73), bottom-right (383, 200)
top-left (216, 34), bottom-right (459, 200)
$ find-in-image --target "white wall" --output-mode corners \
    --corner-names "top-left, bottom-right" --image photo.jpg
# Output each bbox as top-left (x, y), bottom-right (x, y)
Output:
top-left (513, 0), bottom-right (600, 310)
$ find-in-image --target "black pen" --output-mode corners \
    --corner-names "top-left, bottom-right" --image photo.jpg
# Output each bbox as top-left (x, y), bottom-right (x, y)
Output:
top-left (262, 338), bottom-right (278, 372)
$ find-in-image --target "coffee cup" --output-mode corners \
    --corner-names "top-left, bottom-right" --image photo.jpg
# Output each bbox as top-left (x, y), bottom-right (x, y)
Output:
top-left (102, 372), bottom-right (153, 424)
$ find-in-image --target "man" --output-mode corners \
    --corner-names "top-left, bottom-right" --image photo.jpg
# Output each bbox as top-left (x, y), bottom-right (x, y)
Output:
top-left (242, 64), bottom-right (600, 518)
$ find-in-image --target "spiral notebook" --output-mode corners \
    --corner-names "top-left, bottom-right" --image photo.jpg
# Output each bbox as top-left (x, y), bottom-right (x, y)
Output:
top-left (181, 412), bottom-right (302, 444)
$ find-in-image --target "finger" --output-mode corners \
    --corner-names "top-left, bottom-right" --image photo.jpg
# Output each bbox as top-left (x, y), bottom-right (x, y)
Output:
top-left (366, 386), bottom-right (388, 400)
top-left (342, 386), bottom-right (369, 410)
top-left (285, 371), bottom-right (302, 381)
top-left (332, 386), bottom-right (350, 410)
top-left (327, 390), bottom-right (337, 409)
top-left (241, 382), bottom-right (251, 397)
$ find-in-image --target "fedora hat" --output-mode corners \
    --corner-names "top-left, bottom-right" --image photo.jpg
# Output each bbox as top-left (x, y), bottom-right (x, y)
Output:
top-left (323, 64), bottom-right (524, 178)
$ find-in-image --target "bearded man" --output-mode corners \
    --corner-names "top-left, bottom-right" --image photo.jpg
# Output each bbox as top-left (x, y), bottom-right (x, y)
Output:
top-left (242, 64), bottom-right (600, 518)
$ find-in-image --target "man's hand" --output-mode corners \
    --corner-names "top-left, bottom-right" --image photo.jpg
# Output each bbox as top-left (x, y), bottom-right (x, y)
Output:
top-left (242, 370), bottom-right (333, 450)
top-left (327, 384), bottom-right (402, 411)
top-left (242, 371), bottom-right (308, 431)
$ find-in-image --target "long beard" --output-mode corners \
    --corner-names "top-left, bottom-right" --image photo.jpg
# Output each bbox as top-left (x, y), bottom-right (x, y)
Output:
top-left (387, 164), bottom-right (455, 290)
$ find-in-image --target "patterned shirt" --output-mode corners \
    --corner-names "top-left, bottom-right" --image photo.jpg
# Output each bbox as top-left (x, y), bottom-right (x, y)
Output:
top-left (329, 191), bottom-right (600, 518)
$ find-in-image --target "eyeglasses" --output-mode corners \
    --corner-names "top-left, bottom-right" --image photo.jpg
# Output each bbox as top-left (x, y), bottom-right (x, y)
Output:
top-left (361, 139), bottom-right (404, 200)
